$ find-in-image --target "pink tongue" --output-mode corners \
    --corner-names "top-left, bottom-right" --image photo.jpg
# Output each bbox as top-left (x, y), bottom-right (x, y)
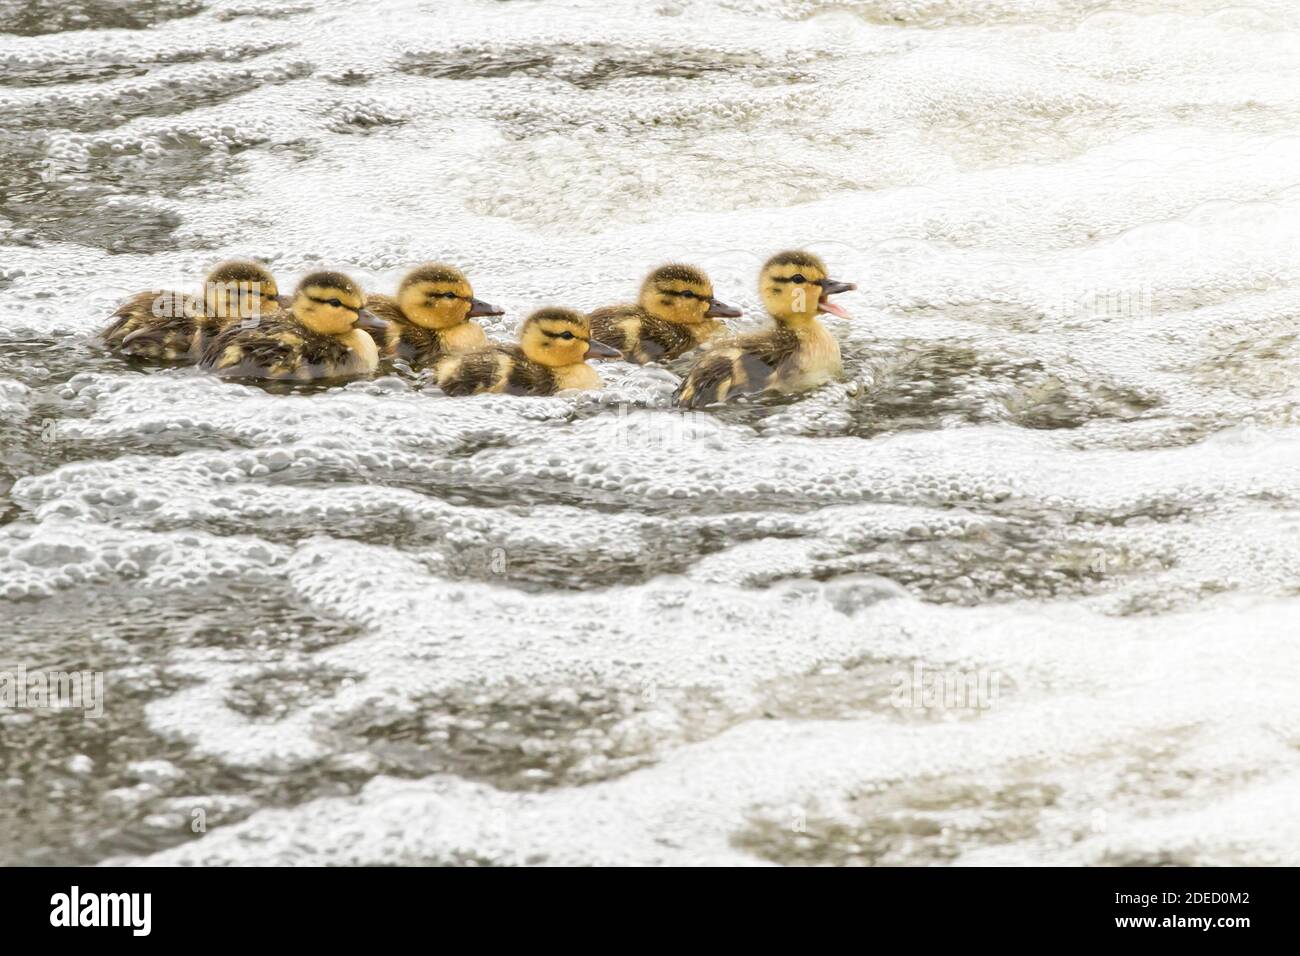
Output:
top-left (817, 298), bottom-right (850, 319)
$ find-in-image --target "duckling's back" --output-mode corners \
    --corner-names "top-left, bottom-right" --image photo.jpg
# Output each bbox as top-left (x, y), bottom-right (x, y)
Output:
top-left (201, 317), bottom-right (362, 381)
top-left (101, 291), bottom-right (212, 362)
top-left (437, 344), bottom-right (560, 396)
top-left (366, 294), bottom-right (486, 367)
top-left (674, 326), bottom-right (802, 408)
top-left (589, 304), bottom-right (708, 364)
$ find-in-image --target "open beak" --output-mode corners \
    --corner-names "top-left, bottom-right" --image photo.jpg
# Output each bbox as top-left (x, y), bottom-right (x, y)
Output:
top-left (815, 278), bottom-right (856, 319)
top-left (354, 309), bottom-right (389, 333)
top-left (468, 297), bottom-right (505, 318)
top-left (705, 297), bottom-right (742, 319)
top-left (585, 339), bottom-right (622, 361)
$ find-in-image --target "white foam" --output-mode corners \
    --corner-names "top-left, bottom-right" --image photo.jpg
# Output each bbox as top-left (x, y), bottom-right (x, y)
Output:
top-left (2, 0), bottom-right (1299, 865)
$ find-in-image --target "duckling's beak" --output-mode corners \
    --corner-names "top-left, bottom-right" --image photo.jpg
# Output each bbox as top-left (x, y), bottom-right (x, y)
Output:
top-left (354, 309), bottom-right (389, 333)
top-left (815, 278), bottom-right (856, 319)
top-left (705, 297), bottom-right (742, 319)
top-left (585, 339), bottom-right (622, 361)
top-left (467, 297), bottom-right (505, 317)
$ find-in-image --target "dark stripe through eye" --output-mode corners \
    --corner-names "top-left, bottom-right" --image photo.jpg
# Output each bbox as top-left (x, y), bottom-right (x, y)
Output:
top-left (307, 295), bottom-right (359, 313)
top-left (542, 329), bottom-right (584, 341)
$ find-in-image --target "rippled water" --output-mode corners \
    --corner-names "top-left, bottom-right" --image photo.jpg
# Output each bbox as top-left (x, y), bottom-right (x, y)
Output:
top-left (2, 0), bottom-right (1299, 866)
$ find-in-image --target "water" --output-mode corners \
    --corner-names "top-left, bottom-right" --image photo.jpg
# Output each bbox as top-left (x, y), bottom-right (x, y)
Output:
top-left (1, 0), bottom-right (1298, 866)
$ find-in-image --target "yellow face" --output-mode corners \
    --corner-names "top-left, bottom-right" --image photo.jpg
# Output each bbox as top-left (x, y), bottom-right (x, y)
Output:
top-left (642, 275), bottom-right (714, 325)
top-left (292, 283), bottom-right (365, 336)
top-left (639, 266), bottom-right (741, 326)
top-left (760, 259), bottom-right (828, 323)
top-left (520, 311), bottom-right (596, 367)
top-left (399, 276), bottom-right (474, 330)
top-left (203, 266), bottom-right (280, 321)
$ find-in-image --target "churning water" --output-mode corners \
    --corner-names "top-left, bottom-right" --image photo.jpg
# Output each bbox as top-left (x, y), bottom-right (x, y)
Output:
top-left (1, 0), bottom-right (1299, 865)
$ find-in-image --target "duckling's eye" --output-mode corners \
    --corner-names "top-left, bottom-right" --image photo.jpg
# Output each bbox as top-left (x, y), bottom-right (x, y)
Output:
top-left (680, 290), bottom-right (696, 300)
top-left (560, 331), bottom-right (575, 340)
top-left (327, 298), bottom-right (342, 308)
top-left (443, 292), bottom-right (458, 299)
top-left (790, 274), bottom-right (806, 284)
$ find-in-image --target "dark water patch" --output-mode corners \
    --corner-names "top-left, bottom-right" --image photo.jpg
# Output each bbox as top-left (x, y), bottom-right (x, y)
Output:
top-left (0, 0), bottom-right (203, 36)
top-left (333, 682), bottom-right (728, 792)
top-left (0, 577), bottom-right (367, 865)
top-left (759, 516), bottom-right (1171, 605)
top-left (0, 59), bottom-right (149, 87)
top-left (0, 332), bottom-right (257, 497)
top-left (0, 331), bottom-right (103, 493)
top-left (757, 655), bottom-right (1014, 723)
top-left (324, 69), bottom-right (373, 87)
top-left (3, 60), bottom-right (314, 134)
top-left (1071, 502), bottom-right (1199, 527)
top-left (1010, 380), bottom-right (1160, 430)
top-left (839, 344), bottom-right (1159, 437)
top-left (215, 2), bottom-right (313, 20)
top-left (0, 329), bottom-right (100, 388)
top-left (3, 199), bottom-right (183, 255)
top-left (735, 777), bottom-right (1061, 865)
top-left (0, 118), bottom-right (280, 250)
top-left (400, 47), bottom-right (555, 82)
top-left (735, 728), bottom-right (1214, 866)
top-left (399, 42), bottom-right (807, 90)
top-left (0, 133), bottom-right (185, 252)
top-left (1191, 328), bottom-right (1298, 400)
top-left (62, 485), bottom-right (750, 592)
top-left (224, 663), bottom-right (364, 722)
top-left (436, 521), bottom-right (741, 592)
top-left (0, 42), bottom-right (292, 88)
top-left (323, 98), bottom-right (407, 134)
top-left (77, 130), bottom-right (269, 195)
top-left (3, 578), bottom-right (361, 665)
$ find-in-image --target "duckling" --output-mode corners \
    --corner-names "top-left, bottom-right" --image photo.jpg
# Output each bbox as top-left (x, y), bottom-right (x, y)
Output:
top-left (674, 250), bottom-right (856, 408)
top-left (589, 263), bottom-right (741, 364)
top-left (200, 271), bottom-right (388, 382)
top-left (365, 262), bottom-right (503, 367)
top-left (436, 307), bottom-right (621, 396)
top-left (100, 259), bottom-right (284, 363)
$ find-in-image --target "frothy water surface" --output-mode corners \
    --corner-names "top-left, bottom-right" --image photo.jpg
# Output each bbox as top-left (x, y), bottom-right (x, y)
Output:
top-left (1, 0), bottom-right (1298, 866)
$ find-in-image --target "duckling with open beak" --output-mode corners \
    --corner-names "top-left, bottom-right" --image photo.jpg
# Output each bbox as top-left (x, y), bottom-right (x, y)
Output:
top-left (674, 250), bottom-right (856, 408)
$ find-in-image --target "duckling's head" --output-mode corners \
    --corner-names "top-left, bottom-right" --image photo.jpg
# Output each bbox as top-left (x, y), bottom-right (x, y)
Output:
top-left (520, 308), bottom-right (621, 367)
top-left (203, 259), bottom-right (280, 320)
top-left (397, 262), bottom-right (503, 330)
top-left (290, 271), bottom-right (368, 336)
top-left (759, 250), bottom-right (856, 323)
top-left (639, 263), bottom-right (741, 325)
